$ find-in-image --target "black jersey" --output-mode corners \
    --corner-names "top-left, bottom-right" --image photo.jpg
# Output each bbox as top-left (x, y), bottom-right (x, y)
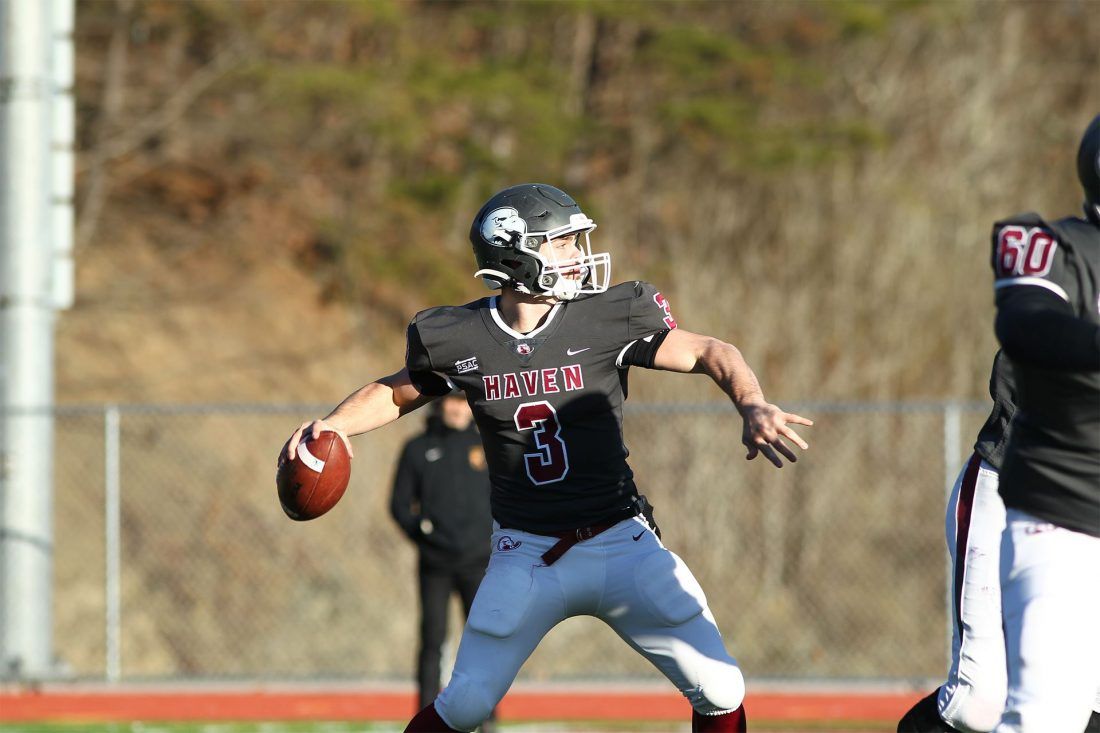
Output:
top-left (973, 350), bottom-right (1016, 471)
top-left (405, 281), bottom-right (677, 533)
top-left (991, 212), bottom-right (1100, 536)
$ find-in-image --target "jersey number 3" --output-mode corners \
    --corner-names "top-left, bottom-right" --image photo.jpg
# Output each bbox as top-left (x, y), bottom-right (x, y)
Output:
top-left (514, 401), bottom-right (569, 485)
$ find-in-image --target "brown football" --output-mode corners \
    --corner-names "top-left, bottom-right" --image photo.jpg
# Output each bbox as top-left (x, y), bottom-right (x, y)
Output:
top-left (277, 430), bottom-right (351, 521)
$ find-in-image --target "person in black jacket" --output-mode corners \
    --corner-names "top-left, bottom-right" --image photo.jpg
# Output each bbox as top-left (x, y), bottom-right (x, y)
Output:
top-left (390, 389), bottom-right (496, 731)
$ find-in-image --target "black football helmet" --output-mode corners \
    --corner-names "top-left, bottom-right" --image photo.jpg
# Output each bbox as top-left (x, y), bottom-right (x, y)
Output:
top-left (1078, 114), bottom-right (1100, 225)
top-left (468, 183), bottom-right (610, 301)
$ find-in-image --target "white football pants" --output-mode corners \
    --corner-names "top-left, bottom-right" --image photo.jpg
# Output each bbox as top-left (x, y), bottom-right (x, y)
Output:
top-left (938, 455), bottom-right (1010, 733)
top-left (993, 509), bottom-right (1100, 733)
top-left (433, 516), bottom-right (744, 732)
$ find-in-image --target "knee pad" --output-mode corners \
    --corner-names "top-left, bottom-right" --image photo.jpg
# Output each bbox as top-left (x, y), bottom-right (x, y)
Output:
top-left (953, 695), bottom-right (1004, 733)
top-left (435, 671), bottom-right (498, 733)
top-left (942, 681), bottom-right (1005, 732)
top-left (687, 660), bottom-right (745, 715)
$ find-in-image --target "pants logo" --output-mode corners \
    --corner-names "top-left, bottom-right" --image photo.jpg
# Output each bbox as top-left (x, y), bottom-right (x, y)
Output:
top-left (496, 536), bottom-right (522, 552)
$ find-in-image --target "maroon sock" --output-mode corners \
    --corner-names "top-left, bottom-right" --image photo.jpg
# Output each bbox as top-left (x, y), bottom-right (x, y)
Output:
top-left (692, 705), bottom-right (747, 732)
top-left (404, 702), bottom-right (461, 733)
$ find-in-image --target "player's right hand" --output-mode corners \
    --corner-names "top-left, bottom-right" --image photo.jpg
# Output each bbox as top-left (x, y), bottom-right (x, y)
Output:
top-left (281, 419), bottom-right (355, 466)
top-left (740, 403), bottom-right (812, 468)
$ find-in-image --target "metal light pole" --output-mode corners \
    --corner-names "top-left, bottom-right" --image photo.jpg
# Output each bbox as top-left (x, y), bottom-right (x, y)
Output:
top-left (0, 0), bottom-right (74, 680)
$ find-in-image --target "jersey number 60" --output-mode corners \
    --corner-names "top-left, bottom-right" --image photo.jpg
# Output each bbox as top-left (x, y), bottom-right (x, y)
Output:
top-left (514, 401), bottom-right (569, 485)
top-left (997, 225), bottom-right (1057, 278)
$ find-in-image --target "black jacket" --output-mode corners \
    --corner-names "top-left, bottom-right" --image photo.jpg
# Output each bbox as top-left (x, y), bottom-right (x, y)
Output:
top-left (389, 417), bottom-right (492, 568)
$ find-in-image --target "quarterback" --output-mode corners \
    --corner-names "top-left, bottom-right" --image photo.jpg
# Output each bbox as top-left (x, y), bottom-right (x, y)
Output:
top-left (282, 183), bottom-right (812, 732)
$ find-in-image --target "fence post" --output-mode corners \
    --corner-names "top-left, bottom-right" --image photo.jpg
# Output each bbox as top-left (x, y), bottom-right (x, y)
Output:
top-left (943, 401), bottom-right (961, 670)
top-left (105, 405), bottom-right (120, 682)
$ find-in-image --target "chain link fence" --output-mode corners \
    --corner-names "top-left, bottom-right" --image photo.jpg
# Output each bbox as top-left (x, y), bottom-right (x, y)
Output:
top-left (50, 401), bottom-right (987, 684)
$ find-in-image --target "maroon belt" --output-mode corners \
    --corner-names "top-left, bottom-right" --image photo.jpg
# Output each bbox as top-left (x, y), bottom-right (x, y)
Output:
top-left (539, 521), bottom-right (620, 566)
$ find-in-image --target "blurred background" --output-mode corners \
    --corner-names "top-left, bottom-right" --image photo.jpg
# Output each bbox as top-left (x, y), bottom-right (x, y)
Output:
top-left (7, 0), bottom-right (1100, 695)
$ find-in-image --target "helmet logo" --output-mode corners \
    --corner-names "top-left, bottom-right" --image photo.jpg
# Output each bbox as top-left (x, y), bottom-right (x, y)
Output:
top-left (516, 342), bottom-right (533, 355)
top-left (481, 207), bottom-right (527, 247)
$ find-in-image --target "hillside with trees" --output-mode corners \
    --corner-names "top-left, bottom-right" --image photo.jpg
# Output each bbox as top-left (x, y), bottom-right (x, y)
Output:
top-left (67, 0), bottom-right (1100, 406)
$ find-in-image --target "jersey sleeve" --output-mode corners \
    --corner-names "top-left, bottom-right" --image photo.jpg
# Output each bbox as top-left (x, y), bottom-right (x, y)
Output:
top-left (991, 215), bottom-right (1079, 306)
top-left (618, 281), bottom-right (678, 368)
top-left (991, 216), bottom-right (1100, 369)
top-left (405, 320), bottom-right (453, 397)
top-left (628, 281), bottom-right (679, 339)
top-left (995, 284), bottom-right (1100, 370)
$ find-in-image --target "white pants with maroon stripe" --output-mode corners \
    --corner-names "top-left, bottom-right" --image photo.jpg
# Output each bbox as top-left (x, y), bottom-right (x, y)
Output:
top-left (993, 510), bottom-right (1100, 733)
top-left (938, 454), bottom-right (1010, 732)
top-left (433, 516), bottom-right (744, 732)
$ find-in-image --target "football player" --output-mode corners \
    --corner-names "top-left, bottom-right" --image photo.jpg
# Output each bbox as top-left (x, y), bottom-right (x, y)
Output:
top-left (989, 115), bottom-right (1100, 733)
top-left (282, 183), bottom-right (813, 733)
top-left (897, 352), bottom-right (1016, 733)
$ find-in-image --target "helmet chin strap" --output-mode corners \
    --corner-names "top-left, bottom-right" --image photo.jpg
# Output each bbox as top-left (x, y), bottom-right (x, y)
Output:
top-left (550, 276), bottom-right (581, 301)
top-left (541, 248), bottom-right (591, 301)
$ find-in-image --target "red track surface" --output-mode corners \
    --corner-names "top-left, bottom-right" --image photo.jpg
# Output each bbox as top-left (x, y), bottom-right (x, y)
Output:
top-left (0, 686), bottom-right (922, 723)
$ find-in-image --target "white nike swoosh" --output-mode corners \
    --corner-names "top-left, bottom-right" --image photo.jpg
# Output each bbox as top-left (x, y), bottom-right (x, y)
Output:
top-left (566, 347), bottom-right (590, 356)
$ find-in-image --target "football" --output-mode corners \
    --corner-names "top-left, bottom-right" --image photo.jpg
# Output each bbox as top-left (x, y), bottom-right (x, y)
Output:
top-left (277, 430), bottom-right (351, 521)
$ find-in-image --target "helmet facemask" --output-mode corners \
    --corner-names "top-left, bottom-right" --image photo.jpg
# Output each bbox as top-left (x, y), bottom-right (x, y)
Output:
top-left (521, 215), bottom-right (609, 301)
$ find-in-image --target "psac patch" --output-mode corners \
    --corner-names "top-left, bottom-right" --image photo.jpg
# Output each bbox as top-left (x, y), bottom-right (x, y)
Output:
top-left (995, 225), bottom-right (1058, 278)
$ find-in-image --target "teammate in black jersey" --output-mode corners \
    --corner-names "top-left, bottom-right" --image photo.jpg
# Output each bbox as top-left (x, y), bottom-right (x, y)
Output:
top-left (282, 183), bottom-right (812, 733)
top-left (988, 115), bottom-right (1100, 733)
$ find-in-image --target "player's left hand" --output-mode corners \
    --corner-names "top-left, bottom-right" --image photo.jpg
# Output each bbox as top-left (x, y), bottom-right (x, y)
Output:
top-left (740, 403), bottom-right (812, 468)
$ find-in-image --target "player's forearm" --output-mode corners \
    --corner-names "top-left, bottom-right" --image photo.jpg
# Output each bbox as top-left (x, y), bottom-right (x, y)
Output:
top-left (322, 382), bottom-right (402, 435)
top-left (653, 329), bottom-right (767, 409)
top-left (695, 337), bottom-right (768, 413)
top-left (323, 370), bottom-right (431, 436)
